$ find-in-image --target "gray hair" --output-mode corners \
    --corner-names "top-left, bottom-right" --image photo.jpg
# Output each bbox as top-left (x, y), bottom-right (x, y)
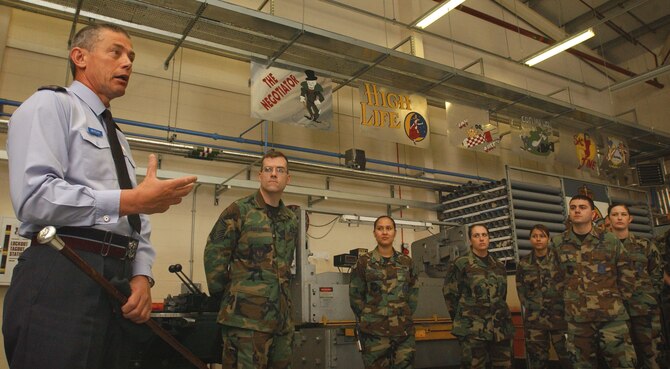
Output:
top-left (69, 23), bottom-right (130, 77)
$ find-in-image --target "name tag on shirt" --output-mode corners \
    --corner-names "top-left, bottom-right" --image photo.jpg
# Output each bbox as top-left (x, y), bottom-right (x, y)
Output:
top-left (88, 127), bottom-right (103, 137)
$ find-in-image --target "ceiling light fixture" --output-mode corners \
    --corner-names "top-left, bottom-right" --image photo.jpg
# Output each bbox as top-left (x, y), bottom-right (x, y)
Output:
top-left (609, 64), bottom-right (670, 91)
top-left (415, 0), bottom-right (467, 29)
top-left (340, 214), bottom-right (433, 229)
top-left (523, 28), bottom-right (595, 67)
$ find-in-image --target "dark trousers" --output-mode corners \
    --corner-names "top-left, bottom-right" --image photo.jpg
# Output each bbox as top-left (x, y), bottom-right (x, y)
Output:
top-left (2, 244), bottom-right (142, 369)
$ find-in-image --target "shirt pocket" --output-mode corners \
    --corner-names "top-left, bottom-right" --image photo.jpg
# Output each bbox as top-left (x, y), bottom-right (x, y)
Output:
top-left (77, 128), bottom-right (136, 180)
top-left (78, 128), bottom-right (115, 180)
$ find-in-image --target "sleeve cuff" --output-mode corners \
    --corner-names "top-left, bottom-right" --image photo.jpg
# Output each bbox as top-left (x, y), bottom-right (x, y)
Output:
top-left (93, 189), bottom-right (121, 225)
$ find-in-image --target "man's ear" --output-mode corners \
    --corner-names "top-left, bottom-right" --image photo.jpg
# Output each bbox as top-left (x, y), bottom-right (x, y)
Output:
top-left (70, 47), bottom-right (87, 71)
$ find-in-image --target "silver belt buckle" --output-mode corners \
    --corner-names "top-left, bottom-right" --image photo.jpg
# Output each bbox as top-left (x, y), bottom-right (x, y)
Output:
top-left (125, 239), bottom-right (138, 261)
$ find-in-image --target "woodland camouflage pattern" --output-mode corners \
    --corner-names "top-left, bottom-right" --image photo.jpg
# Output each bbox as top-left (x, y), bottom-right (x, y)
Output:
top-left (443, 250), bottom-right (514, 341)
top-left (516, 249), bottom-right (572, 369)
top-left (516, 248), bottom-right (567, 330)
top-left (204, 191), bottom-right (298, 334)
top-left (620, 234), bottom-right (662, 316)
top-left (551, 228), bottom-right (633, 323)
top-left (657, 229), bottom-right (670, 368)
top-left (552, 228), bottom-right (636, 369)
top-left (359, 333), bottom-right (415, 369)
top-left (621, 234), bottom-right (663, 369)
top-left (349, 247), bottom-right (419, 337)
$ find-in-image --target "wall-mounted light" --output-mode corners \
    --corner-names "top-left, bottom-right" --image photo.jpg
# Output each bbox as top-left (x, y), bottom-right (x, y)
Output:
top-left (415, 0), bottom-right (467, 29)
top-left (523, 28), bottom-right (595, 67)
top-left (340, 214), bottom-right (433, 229)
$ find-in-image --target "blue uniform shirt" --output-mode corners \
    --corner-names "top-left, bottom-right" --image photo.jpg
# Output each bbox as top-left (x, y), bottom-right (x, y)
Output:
top-left (7, 81), bottom-right (155, 277)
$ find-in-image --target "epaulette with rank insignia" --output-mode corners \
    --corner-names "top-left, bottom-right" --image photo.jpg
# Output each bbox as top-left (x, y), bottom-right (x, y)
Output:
top-left (37, 85), bottom-right (66, 92)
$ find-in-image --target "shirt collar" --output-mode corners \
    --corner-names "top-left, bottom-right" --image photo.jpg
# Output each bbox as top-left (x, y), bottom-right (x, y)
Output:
top-left (369, 247), bottom-right (398, 263)
top-left (253, 190), bottom-right (289, 217)
top-left (69, 81), bottom-right (107, 116)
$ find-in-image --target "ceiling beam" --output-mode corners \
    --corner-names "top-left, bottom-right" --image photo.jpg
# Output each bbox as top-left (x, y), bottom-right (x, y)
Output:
top-left (597, 14), bottom-right (670, 53)
top-left (563, 0), bottom-right (632, 31)
top-left (661, 33), bottom-right (670, 65)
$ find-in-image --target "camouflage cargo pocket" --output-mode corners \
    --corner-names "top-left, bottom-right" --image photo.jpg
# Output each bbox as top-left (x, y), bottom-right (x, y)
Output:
top-left (230, 286), bottom-right (271, 320)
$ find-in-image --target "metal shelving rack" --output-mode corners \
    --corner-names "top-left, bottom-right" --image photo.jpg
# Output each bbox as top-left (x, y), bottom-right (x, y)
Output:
top-left (438, 180), bottom-right (516, 266)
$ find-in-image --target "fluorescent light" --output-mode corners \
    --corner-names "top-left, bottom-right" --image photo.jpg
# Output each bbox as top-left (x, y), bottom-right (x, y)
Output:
top-left (523, 29), bottom-right (595, 67)
top-left (609, 64), bottom-right (670, 91)
top-left (416, 0), bottom-right (467, 29)
top-left (340, 215), bottom-right (433, 229)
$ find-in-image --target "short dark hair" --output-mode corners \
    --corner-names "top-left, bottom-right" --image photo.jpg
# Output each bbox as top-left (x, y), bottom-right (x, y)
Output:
top-left (373, 215), bottom-right (396, 230)
top-left (69, 23), bottom-right (131, 77)
top-left (468, 223), bottom-right (488, 238)
top-left (569, 194), bottom-right (595, 210)
top-left (530, 224), bottom-right (550, 238)
top-left (260, 150), bottom-right (289, 173)
top-left (607, 203), bottom-right (630, 216)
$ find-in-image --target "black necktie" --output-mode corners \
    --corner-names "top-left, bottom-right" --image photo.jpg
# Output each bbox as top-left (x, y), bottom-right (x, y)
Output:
top-left (102, 109), bottom-right (141, 234)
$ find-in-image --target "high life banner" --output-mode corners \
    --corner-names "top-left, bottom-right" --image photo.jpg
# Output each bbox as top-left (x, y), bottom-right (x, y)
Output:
top-left (250, 61), bottom-right (333, 130)
top-left (446, 101), bottom-right (500, 155)
top-left (358, 82), bottom-right (430, 148)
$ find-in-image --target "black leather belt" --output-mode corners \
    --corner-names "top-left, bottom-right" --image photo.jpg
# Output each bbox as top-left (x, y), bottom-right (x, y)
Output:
top-left (32, 226), bottom-right (138, 261)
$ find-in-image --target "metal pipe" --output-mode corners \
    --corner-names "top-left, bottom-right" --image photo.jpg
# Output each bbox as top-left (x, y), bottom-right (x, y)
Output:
top-left (0, 100), bottom-right (492, 185)
top-left (239, 120), bottom-right (265, 138)
top-left (629, 223), bottom-right (653, 232)
top-left (513, 209), bottom-right (565, 223)
top-left (124, 134), bottom-right (463, 190)
top-left (188, 183), bottom-right (202, 281)
top-left (510, 181), bottom-right (562, 195)
top-left (163, 1), bottom-right (208, 70)
top-left (515, 220), bottom-right (566, 232)
top-left (512, 199), bottom-right (564, 213)
top-left (511, 189), bottom-right (564, 204)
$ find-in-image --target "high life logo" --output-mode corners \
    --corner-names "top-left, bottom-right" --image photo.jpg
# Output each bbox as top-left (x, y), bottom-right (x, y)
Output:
top-left (359, 83), bottom-right (412, 128)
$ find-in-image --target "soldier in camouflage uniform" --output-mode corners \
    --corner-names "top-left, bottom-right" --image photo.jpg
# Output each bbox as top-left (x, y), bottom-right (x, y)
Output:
top-left (516, 224), bottom-right (572, 369)
top-left (657, 228), bottom-right (670, 367)
top-left (349, 216), bottom-right (419, 369)
top-left (443, 224), bottom-right (515, 369)
top-left (608, 204), bottom-right (663, 369)
top-left (204, 150), bottom-right (298, 369)
top-left (551, 195), bottom-right (636, 369)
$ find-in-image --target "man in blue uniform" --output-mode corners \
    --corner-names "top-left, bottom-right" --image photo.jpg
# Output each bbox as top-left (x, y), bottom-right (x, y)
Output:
top-left (3, 23), bottom-right (197, 369)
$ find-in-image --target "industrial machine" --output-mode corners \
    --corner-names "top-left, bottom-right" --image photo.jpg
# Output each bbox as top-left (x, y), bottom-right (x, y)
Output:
top-left (129, 264), bottom-right (222, 368)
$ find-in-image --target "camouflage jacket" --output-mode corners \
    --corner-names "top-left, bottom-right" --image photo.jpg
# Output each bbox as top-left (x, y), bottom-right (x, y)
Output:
top-left (204, 191), bottom-right (298, 334)
top-left (349, 247), bottom-right (418, 337)
top-left (619, 234), bottom-right (661, 316)
top-left (516, 249), bottom-right (567, 330)
top-left (551, 228), bottom-right (631, 323)
top-left (443, 250), bottom-right (514, 341)
top-left (656, 230), bottom-right (670, 275)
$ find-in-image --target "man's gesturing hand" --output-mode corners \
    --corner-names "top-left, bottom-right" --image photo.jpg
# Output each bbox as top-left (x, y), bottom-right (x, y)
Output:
top-left (120, 154), bottom-right (197, 216)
